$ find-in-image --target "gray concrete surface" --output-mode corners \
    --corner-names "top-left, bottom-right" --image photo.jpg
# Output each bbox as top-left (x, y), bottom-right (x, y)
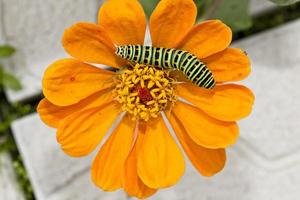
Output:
top-left (11, 114), bottom-right (128, 200)
top-left (0, 153), bottom-right (25, 200)
top-left (250, 0), bottom-right (277, 15)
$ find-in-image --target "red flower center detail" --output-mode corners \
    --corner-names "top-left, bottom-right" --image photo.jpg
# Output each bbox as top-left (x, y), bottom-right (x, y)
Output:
top-left (138, 87), bottom-right (153, 103)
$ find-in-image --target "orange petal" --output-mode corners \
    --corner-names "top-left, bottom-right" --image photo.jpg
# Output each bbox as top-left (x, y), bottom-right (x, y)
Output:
top-left (43, 58), bottom-right (115, 106)
top-left (137, 116), bottom-right (185, 188)
top-left (171, 101), bottom-right (239, 149)
top-left (166, 112), bottom-right (226, 176)
top-left (37, 90), bottom-right (114, 128)
top-left (56, 101), bottom-right (121, 157)
top-left (203, 48), bottom-right (251, 82)
top-left (177, 20), bottom-right (232, 58)
top-left (98, 0), bottom-right (146, 45)
top-left (122, 124), bottom-right (157, 198)
top-left (91, 114), bottom-right (135, 191)
top-left (62, 22), bottom-right (122, 67)
top-left (150, 0), bottom-right (197, 48)
top-left (177, 83), bottom-right (254, 121)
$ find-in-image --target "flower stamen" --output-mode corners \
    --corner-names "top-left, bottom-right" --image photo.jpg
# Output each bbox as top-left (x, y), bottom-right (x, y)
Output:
top-left (115, 64), bottom-right (177, 121)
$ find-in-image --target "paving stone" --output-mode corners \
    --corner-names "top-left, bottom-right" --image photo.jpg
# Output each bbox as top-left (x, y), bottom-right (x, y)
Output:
top-left (0, 153), bottom-right (25, 200)
top-left (11, 114), bottom-right (127, 200)
top-left (234, 19), bottom-right (300, 160)
top-left (0, 0), bottom-right (100, 102)
top-left (151, 145), bottom-right (300, 200)
top-left (250, 0), bottom-right (278, 15)
top-left (11, 19), bottom-right (300, 199)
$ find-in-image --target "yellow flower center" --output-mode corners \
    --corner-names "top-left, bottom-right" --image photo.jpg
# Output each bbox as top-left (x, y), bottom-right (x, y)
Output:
top-left (115, 64), bottom-right (177, 121)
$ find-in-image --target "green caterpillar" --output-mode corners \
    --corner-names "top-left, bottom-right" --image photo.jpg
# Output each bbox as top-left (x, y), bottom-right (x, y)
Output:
top-left (115, 45), bottom-right (216, 89)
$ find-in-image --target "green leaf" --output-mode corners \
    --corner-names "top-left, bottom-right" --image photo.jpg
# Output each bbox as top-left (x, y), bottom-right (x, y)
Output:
top-left (0, 118), bottom-right (12, 133)
top-left (0, 65), bottom-right (4, 77)
top-left (202, 0), bottom-right (252, 32)
top-left (195, 0), bottom-right (213, 19)
top-left (1, 72), bottom-right (22, 91)
top-left (0, 45), bottom-right (15, 58)
top-left (139, 0), bottom-right (160, 18)
top-left (270, 0), bottom-right (300, 5)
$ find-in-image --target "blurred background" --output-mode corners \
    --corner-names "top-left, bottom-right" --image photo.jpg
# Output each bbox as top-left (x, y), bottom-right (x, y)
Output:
top-left (1, 0), bottom-right (300, 199)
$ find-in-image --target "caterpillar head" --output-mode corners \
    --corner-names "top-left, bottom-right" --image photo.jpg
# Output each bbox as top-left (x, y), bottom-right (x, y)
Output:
top-left (115, 46), bottom-right (127, 59)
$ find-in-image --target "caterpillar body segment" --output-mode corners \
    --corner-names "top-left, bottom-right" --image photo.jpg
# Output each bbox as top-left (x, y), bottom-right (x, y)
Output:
top-left (115, 45), bottom-right (216, 89)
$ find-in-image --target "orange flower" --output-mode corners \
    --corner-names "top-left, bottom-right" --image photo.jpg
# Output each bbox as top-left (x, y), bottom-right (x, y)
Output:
top-left (37, 0), bottom-right (254, 198)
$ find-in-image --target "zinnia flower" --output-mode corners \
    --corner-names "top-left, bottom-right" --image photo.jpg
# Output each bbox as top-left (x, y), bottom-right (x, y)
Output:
top-left (37, 0), bottom-right (254, 198)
